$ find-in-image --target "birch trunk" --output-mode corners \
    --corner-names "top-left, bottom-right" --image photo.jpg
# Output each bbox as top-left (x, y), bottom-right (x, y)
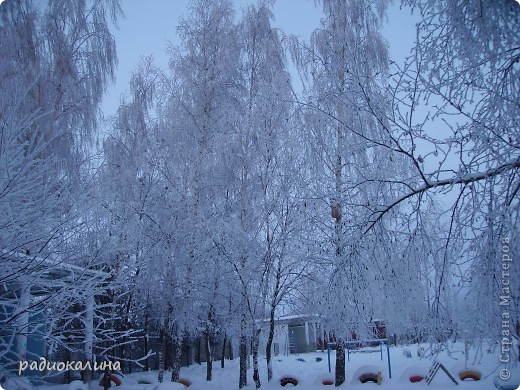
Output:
top-left (206, 332), bottom-right (213, 381)
top-left (266, 306), bottom-right (276, 381)
top-left (221, 333), bottom-right (227, 368)
top-left (170, 329), bottom-right (182, 382)
top-left (252, 326), bottom-right (261, 388)
top-left (239, 307), bottom-right (248, 388)
top-left (335, 339), bottom-right (345, 386)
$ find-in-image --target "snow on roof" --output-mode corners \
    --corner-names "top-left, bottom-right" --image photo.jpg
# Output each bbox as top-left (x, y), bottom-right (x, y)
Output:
top-left (1, 249), bottom-right (110, 281)
top-left (259, 313), bottom-right (321, 324)
top-left (278, 313), bottom-right (320, 320)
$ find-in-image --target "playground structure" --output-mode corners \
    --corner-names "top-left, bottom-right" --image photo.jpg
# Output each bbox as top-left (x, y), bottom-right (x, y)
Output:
top-left (399, 365), bottom-right (428, 383)
top-left (318, 320), bottom-right (387, 351)
top-left (345, 339), bottom-right (388, 362)
top-left (458, 370), bottom-right (481, 381)
top-left (280, 376), bottom-right (299, 386)
top-left (327, 338), bottom-right (392, 379)
top-left (359, 371), bottom-right (382, 384)
top-left (424, 360), bottom-right (458, 385)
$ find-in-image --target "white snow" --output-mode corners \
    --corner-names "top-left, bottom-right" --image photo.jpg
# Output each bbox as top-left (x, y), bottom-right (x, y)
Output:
top-left (33, 343), bottom-right (519, 390)
top-left (153, 382), bottom-right (185, 390)
top-left (66, 381), bottom-right (87, 390)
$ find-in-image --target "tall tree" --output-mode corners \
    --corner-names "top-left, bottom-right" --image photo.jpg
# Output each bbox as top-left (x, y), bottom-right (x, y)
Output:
top-left (363, 0), bottom-right (519, 347)
top-left (99, 56), bottom-right (168, 371)
top-left (290, 0), bottom-right (396, 385)
top-left (237, 2), bottom-right (303, 385)
top-left (0, 0), bottom-right (122, 379)
top-left (159, 0), bottom-right (241, 381)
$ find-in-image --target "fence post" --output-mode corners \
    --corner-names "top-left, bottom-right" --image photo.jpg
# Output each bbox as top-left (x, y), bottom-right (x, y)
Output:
top-left (327, 343), bottom-right (331, 373)
top-left (387, 344), bottom-right (392, 379)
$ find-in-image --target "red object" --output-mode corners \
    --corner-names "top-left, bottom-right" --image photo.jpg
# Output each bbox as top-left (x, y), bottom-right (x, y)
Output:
top-left (359, 373), bottom-right (378, 383)
top-left (409, 375), bottom-right (424, 383)
top-left (322, 379), bottom-right (334, 385)
top-left (280, 377), bottom-right (298, 386)
top-left (98, 375), bottom-right (122, 387)
top-left (459, 370), bottom-right (481, 381)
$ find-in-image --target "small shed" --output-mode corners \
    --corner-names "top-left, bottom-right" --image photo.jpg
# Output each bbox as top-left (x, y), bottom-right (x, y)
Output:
top-left (258, 313), bottom-right (320, 356)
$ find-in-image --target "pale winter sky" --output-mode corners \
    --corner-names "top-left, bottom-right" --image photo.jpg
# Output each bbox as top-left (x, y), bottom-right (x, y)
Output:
top-left (101, 0), bottom-right (417, 120)
top-left (98, 1), bottom-right (464, 213)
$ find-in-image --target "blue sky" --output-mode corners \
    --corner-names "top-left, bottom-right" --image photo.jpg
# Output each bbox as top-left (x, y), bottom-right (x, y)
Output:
top-left (101, 0), bottom-right (417, 119)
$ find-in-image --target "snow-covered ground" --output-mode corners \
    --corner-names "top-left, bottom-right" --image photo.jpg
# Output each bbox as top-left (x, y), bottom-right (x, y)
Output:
top-left (37, 343), bottom-right (519, 390)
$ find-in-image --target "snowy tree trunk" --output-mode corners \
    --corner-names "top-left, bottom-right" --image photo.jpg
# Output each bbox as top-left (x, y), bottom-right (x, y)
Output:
top-left (158, 351), bottom-right (164, 383)
top-left (170, 331), bottom-right (182, 382)
top-left (333, 71), bottom-right (346, 388)
top-left (206, 332), bottom-right (213, 381)
top-left (16, 283), bottom-right (30, 363)
top-left (239, 335), bottom-right (248, 387)
top-left (321, 326), bottom-right (325, 353)
top-left (252, 326), bottom-right (261, 388)
top-left (196, 337), bottom-right (202, 365)
top-left (84, 294), bottom-right (94, 387)
top-left (202, 304), bottom-right (216, 381)
top-left (120, 335), bottom-right (127, 374)
top-left (144, 334), bottom-right (149, 371)
top-left (333, 41), bottom-right (347, 386)
top-left (335, 339), bottom-right (345, 386)
top-left (165, 334), bottom-right (172, 371)
top-left (239, 155), bottom-right (250, 390)
top-left (266, 306), bottom-right (276, 381)
top-left (464, 340), bottom-right (469, 369)
top-left (221, 333), bottom-right (227, 369)
top-left (144, 311), bottom-right (150, 371)
top-left (239, 308), bottom-right (248, 388)
top-left (158, 329), bottom-right (165, 383)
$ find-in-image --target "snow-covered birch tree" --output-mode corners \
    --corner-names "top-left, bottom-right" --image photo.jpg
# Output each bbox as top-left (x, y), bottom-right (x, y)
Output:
top-left (362, 0), bottom-right (520, 350)
top-left (158, 0), bottom-right (242, 382)
top-left (236, 3), bottom-right (306, 386)
top-left (0, 0), bottom-right (130, 380)
top-left (0, 0), bottom-right (122, 378)
top-left (289, 0), bottom-right (403, 385)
